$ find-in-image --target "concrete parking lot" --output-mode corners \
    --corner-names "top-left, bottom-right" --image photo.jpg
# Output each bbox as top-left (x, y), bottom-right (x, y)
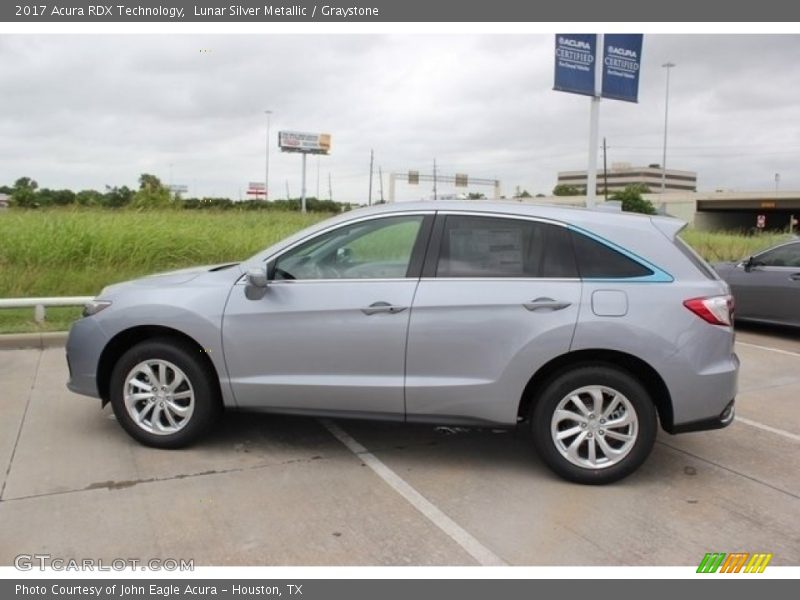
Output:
top-left (1, 326), bottom-right (798, 566)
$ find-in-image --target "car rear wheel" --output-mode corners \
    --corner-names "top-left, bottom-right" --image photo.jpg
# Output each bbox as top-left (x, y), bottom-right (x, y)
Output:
top-left (531, 365), bottom-right (657, 484)
top-left (109, 338), bottom-right (221, 448)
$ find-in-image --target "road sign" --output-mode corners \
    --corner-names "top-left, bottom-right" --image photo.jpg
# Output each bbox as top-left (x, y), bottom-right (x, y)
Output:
top-left (247, 182), bottom-right (266, 196)
top-left (757, 214), bottom-right (766, 229)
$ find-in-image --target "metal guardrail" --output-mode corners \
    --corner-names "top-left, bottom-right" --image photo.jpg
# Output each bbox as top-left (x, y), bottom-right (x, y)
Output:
top-left (0, 296), bottom-right (93, 323)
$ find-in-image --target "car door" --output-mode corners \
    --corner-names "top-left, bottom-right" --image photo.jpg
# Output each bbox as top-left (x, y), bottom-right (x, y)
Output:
top-left (405, 213), bottom-right (582, 425)
top-left (222, 212), bottom-right (433, 417)
top-left (728, 242), bottom-right (800, 324)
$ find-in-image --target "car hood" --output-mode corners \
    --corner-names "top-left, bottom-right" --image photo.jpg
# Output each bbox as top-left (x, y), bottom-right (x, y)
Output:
top-left (98, 263), bottom-right (240, 296)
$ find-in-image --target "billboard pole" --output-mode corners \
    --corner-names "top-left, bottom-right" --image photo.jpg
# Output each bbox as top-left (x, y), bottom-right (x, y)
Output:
top-left (264, 110), bottom-right (272, 202)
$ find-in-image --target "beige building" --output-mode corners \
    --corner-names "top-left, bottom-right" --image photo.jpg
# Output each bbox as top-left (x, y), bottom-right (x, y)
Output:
top-left (557, 162), bottom-right (697, 194)
top-left (522, 190), bottom-right (800, 232)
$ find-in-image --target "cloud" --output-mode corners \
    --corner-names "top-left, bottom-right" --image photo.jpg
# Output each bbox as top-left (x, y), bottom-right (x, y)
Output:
top-left (0, 34), bottom-right (798, 200)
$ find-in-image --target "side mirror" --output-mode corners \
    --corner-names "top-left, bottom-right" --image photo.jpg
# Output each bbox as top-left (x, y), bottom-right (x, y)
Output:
top-left (743, 256), bottom-right (755, 272)
top-left (246, 267), bottom-right (269, 288)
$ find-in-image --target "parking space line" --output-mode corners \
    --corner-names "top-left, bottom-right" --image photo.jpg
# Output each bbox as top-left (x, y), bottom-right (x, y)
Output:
top-left (735, 416), bottom-right (800, 443)
top-left (320, 419), bottom-right (507, 566)
top-left (736, 341), bottom-right (800, 358)
top-left (0, 350), bottom-right (42, 502)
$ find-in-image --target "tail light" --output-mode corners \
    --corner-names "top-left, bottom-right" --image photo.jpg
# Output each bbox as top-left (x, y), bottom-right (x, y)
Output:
top-left (683, 295), bottom-right (734, 326)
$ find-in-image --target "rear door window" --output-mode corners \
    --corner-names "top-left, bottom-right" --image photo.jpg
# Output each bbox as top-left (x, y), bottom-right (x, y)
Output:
top-left (435, 215), bottom-right (578, 278)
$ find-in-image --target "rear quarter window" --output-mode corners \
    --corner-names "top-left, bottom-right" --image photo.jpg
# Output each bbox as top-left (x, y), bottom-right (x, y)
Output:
top-left (571, 231), bottom-right (653, 279)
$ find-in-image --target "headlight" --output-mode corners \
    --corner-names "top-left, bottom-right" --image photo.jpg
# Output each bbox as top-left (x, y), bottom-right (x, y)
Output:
top-left (82, 300), bottom-right (112, 317)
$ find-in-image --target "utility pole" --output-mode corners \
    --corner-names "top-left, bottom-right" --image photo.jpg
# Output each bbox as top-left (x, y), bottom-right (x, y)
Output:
top-left (316, 155), bottom-right (320, 199)
top-left (775, 173), bottom-right (781, 194)
top-left (602, 137), bottom-right (609, 202)
top-left (328, 173), bottom-right (333, 202)
top-left (433, 158), bottom-right (438, 200)
top-left (368, 149), bottom-right (374, 206)
top-left (379, 166), bottom-right (385, 203)
top-left (285, 180), bottom-right (290, 201)
top-left (661, 62), bottom-right (676, 193)
top-left (300, 153), bottom-right (307, 213)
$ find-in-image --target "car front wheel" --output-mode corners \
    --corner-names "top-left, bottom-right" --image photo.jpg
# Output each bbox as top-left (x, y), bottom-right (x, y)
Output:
top-left (109, 338), bottom-right (221, 448)
top-left (531, 365), bottom-right (657, 484)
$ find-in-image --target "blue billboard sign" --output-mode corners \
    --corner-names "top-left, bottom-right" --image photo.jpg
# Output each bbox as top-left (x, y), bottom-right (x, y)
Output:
top-left (601, 34), bottom-right (643, 103)
top-left (553, 34), bottom-right (597, 97)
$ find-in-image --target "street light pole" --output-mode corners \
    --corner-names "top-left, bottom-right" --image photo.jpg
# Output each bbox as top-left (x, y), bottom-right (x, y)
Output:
top-left (264, 110), bottom-right (273, 201)
top-left (660, 62), bottom-right (676, 193)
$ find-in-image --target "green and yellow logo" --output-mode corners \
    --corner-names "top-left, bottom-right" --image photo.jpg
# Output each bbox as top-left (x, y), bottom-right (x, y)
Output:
top-left (697, 552), bottom-right (773, 573)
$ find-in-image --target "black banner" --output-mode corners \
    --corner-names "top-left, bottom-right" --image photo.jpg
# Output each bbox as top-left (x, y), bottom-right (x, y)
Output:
top-left (3, 579), bottom-right (798, 600)
top-left (3, 0), bottom-right (800, 22)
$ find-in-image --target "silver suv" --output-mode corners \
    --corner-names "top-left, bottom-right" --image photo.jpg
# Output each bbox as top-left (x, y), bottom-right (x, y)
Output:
top-left (66, 202), bottom-right (739, 484)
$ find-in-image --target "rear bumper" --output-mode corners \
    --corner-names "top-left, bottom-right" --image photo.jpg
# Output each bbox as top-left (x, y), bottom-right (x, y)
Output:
top-left (668, 399), bottom-right (735, 434)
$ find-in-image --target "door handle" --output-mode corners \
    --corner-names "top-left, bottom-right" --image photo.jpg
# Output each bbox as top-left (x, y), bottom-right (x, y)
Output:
top-left (361, 301), bottom-right (408, 315)
top-left (523, 297), bottom-right (572, 312)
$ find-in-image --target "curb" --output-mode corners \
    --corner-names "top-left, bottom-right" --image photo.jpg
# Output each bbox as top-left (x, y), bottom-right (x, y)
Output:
top-left (0, 331), bottom-right (68, 350)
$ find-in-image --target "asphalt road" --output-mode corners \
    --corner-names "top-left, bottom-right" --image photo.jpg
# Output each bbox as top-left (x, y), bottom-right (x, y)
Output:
top-left (0, 325), bottom-right (798, 567)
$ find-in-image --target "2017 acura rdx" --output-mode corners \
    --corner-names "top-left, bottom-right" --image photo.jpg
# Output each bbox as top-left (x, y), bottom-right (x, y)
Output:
top-left (66, 201), bottom-right (739, 484)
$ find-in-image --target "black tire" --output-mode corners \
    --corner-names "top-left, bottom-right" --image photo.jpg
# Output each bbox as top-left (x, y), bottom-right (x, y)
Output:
top-left (109, 337), bottom-right (221, 448)
top-left (531, 365), bottom-right (657, 485)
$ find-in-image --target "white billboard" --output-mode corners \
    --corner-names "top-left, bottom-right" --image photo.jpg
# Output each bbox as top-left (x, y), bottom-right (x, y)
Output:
top-left (278, 131), bottom-right (331, 155)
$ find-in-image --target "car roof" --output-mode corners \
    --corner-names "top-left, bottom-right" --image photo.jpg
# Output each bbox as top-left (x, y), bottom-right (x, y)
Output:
top-left (344, 200), bottom-right (684, 235)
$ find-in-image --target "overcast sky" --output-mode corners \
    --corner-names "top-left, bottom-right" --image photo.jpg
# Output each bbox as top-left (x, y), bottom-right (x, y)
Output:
top-left (1, 34), bottom-right (799, 202)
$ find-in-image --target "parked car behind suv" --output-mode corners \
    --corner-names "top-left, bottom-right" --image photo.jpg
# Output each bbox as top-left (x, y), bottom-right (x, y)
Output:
top-left (66, 202), bottom-right (738, 484)
top-left (713, 239), bottom-right (800, 328)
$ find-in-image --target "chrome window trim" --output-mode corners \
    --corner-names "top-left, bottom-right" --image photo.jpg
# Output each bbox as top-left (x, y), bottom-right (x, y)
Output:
top-left (418, 277), bottom-right (581, 283)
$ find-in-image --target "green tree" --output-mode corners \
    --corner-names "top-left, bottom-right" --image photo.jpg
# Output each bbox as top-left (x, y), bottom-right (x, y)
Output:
top-left (37, 188), bottom-right (76, 206)
top-left (11, 177), bottom-right (39, 208)
top-left (131, 173), bottom-right (172, 209)
top-left (102, 185), bottom-right (134, 208)
top-left (76, 189), bottom-right (105, 207)
top-left (611, 184), bottom-right (657, 215)
top-left (552, 184), bottom-right (583, 196)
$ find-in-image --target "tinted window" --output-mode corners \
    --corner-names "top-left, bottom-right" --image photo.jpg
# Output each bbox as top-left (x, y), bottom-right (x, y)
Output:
top-left (571, 231), bottom-right (653, 278)
top-left (435, 216), bottom-right (577, 278)
top-left (756, 243), bottom-right (800, 267)
top-left (274, 215), bottom-right (424, 280)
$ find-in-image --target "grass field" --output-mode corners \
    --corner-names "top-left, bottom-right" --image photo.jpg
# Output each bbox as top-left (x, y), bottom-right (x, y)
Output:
top-left (0, 208), bottom-right (792, 333)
